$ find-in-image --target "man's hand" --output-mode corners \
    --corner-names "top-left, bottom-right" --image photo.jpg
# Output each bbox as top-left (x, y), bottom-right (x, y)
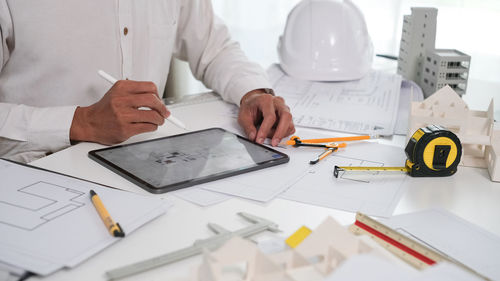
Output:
top-left (238, 89), bottom-right (295, 146)
top-left (70, 80), bottom-right (168, 145)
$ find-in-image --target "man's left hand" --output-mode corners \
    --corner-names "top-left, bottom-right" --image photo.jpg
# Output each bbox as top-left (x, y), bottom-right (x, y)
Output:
top-left (238, 89), bottom-right (295, 146)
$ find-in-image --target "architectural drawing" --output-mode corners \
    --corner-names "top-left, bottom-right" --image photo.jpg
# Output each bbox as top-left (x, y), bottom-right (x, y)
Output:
top-left (0, 182), bottom-right (85, 230)
top-left (332, 157), bottom-right (385, 183)
top-left (267, 64), bottom-right (402, 135)
top-left (280, 142), bottom-right (408, 217)
top-left (0, 161), bottom-right (169, 276)
top-left (152, 151), bottom-right (200, 165)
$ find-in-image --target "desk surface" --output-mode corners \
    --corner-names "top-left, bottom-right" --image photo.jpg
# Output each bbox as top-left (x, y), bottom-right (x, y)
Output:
top-left (30, 93), bottom-right (500, 281)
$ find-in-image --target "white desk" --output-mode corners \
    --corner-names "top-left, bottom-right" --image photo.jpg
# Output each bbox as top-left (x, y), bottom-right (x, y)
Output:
top-left (29, 96), bottom-right (500, 281)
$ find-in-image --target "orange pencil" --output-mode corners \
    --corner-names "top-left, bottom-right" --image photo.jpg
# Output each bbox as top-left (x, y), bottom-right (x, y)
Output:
top-left (285, 135), bottom-right (377, 146)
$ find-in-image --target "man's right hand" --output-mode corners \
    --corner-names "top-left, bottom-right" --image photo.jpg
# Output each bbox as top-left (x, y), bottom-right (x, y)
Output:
top-left (70, 80), bottom-right (168, 145)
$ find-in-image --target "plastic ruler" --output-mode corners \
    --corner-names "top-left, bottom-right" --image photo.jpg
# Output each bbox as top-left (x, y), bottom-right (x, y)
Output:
top-left (350, 212), bottom-right (489, 280)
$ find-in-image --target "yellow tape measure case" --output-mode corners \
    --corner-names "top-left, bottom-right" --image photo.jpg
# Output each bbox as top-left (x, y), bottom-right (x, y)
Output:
top-left (405, 125), bottom-right (462, 177)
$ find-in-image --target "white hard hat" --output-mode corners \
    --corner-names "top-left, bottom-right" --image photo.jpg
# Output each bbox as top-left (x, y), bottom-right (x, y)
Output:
top-left (278, 0), bottom-right (373, 81)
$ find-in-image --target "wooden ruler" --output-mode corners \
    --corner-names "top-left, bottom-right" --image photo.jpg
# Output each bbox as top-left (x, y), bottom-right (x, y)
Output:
top-left (350, 212), bottom-right (489, 280)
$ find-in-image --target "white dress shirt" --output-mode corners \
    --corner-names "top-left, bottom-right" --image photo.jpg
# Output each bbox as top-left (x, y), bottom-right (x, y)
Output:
top-left (0, 0), bottom-right (272, 162)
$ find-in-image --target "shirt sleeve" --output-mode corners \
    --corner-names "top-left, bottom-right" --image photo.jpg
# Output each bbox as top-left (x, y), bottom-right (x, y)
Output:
top-left (0, 104), bottom-right (77, 162)
top-left (173, 0), bottom-right (272, 106)
top-left (0, 2), bottom-right (76, 163)
top-left (0, 0), bottom-right (11, 68)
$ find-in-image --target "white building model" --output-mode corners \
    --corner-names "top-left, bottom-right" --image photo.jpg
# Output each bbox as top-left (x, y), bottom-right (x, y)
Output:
top-left (184, 215), bottom-right (479, 280)
top-left (189, 217), bottom-right (401, 281)
top-left (420, 49), bottom-right (470, 97)
top-left (397, 7), bottom-right (471, 97)
top-left (409, 86), bottom-right (499, 182)
top-left (397, 7), bottom-right (437, 84)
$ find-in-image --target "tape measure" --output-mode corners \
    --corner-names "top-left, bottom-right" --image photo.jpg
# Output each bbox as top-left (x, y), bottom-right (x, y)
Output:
top-left (334, 125), bottom-right (462, 177)
top-left (350, 212), bottom-right (489, 280)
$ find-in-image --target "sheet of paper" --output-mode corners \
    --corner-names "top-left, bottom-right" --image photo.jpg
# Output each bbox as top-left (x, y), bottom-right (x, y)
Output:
top-left (179, 122), bottom-right (320, 203)
top-left (324, 253), bottom-right (418, 281)
top-left (198, 124), bottom-right (346, 201)
top-left (0, 159), bottom-right (14, 169)
top-left (0, 160), bottom-right (170, 275)
top-left (381, 208), bottom-right (500, 281)
top-left (0, 261), bottom-right (26, 277)
top-left (199, 145), bottom-right (314, 202)
top-left (324, 253), bottom-right (482, 281)
top-left (268, 64), bottom-right (402, 136)
top-left (0, 248), bottom-right (60, 276)
top-left (416, 262), bottom-right (484, 281)
top-left (173, 187), bottom-right (231, 207)
top-left (280, 142), bottom-right (408, 217)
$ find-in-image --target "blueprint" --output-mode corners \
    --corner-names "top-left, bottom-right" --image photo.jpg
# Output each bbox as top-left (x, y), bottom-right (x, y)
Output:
top-left (199, 143), bottom-right (315, 202)
top-left (268, 64), bottom-right (402, 136)
top-left (173, 187), bottom-right (231, 207)
top-left (0, 160), bottom-right (170, 276)
top-left (0, 182), bottom-right (85, 231)
top-left (280, 142), bottom-right (409, 217)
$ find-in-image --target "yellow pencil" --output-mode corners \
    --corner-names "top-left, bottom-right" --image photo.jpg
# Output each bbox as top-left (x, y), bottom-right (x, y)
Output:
top-left (90, 190), bottom-right (125, 237)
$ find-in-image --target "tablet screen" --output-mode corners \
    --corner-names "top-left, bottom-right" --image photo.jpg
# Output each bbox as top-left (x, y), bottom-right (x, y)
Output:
top-left (89, 128), bottom-right (289, 193)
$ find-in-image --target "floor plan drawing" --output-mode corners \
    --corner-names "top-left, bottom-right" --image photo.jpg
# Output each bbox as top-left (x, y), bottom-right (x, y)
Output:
top-left (267, 64), bottom-right (402, 135)
top-left (334, 157), bottom-right (385, 183)
top-left (279, 142), bottom-right (408, 217)
top-left (0, 181), bottom-right (85, 231)
top-left (151, 150), bottom-right (207, 165)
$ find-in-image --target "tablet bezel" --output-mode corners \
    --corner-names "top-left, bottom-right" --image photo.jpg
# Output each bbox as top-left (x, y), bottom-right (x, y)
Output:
top-left (88, 128), bottom-right (289, 194)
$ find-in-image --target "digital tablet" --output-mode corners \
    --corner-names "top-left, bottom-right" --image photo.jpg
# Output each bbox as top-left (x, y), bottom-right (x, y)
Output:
top-left (88, 128), bottom-right (289, 193)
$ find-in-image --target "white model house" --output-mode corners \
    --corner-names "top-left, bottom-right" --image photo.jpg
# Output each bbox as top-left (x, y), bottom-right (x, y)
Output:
top-left (191, 217), bottom-right (395, 281)
top-left (408, 85), bottom-right (499, 182)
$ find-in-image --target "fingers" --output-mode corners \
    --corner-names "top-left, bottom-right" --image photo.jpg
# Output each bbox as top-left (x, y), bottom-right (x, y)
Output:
top-left (131, 94), bottom-right (168, 118)
top-left (255, 96), bottom-right (277, 144)
top-left (91, 80), bottom-right (167, 144)
top-left (112, 80), bottom-right (159, 97)
top-left (288, 123), bottom-right (296, 136)
top-left (271, 103), bottom-right (293, 146)
top-left (110, 80), bottom-right (168, 122)
top-left (238, 107), bottom-right (258, 141)
top-left (131, 123), bottom-right (159, 135)
top-left (255, 96), bottom-right (295, 146)
top-left (112, 111), bottom-right (161, 143)
top-left (129, 109), bottom-right (165, 126)
top-left (239, 92), bottom-right (295, 146)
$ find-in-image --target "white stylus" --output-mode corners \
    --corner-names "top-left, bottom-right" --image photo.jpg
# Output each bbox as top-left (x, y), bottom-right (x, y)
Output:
top-left (97, 70), bottom-right (187, 130)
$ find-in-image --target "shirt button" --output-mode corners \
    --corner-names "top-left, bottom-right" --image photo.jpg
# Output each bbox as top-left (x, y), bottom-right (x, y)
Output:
top-left (123, 27), bottom-right (129, 36)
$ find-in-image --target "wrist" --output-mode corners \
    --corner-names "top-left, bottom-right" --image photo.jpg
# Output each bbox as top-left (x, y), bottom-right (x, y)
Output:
top-left (240, 88), bottom-right (274, 105)
top-left (70, 106), bottom-right (93, 143)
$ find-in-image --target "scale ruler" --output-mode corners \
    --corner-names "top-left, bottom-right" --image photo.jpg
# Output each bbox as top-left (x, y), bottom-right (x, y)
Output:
top-left (350, 212), bottom-right (489, 280)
